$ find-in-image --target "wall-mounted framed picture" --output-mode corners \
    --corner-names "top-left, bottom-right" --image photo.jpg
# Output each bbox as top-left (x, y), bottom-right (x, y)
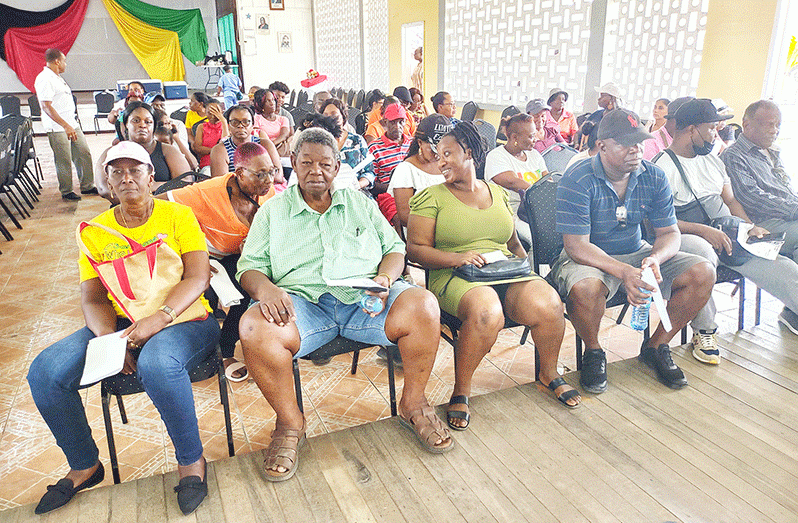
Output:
top-left (278, 32), bottom-right (292, 53)
top-left (256, 14), bottom-right (270, 35)
top-left (270, 0), bottom-right (285, 10)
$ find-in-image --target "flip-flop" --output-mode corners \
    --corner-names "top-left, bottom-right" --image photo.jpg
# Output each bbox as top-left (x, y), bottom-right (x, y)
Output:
top-left (446, 395), bottom-right (470, 431)
top-left (224, 361), bottom-right (248, 383)
top-left (546, 377), bottom-right (581, 409)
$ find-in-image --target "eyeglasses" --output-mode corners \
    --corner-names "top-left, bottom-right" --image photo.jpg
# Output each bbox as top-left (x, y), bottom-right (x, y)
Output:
top-left (229, 118), bottom-right (252, 128)
top-left (242, 166), bottom-right (280, 180)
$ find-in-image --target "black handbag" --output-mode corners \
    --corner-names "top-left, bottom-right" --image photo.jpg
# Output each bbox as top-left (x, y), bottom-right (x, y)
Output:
top-left (453, 257), bottom-right (532, 282)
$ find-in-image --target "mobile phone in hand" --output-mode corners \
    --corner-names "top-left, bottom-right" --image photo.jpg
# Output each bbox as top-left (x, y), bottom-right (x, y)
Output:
top-left (747, 232), bottom-right (786, 244)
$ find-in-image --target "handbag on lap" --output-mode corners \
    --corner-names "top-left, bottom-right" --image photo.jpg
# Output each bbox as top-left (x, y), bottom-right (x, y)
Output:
top-left (453, 257), bottom-right (532, 282)
top-left (76, 221), bottom-right (207, 323)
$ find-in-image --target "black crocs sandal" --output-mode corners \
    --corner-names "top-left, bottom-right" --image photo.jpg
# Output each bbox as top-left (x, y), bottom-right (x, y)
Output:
top-left (546, 377), bottom-right (581, 409)
top-left (447, 395), bottom-right (470, 431)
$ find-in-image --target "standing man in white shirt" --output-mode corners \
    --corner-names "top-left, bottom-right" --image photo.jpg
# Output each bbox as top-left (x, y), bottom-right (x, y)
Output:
top-left (33, 49), bottom-right (96, 201)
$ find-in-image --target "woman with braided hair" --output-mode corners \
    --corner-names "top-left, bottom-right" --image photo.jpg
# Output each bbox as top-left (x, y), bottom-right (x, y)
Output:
top-left (407, 122), bottom-right (581, 430)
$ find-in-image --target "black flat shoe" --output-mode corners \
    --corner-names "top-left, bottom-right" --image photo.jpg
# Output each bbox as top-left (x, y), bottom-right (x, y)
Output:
top-left (80, 188), bottom-right (99, 195)
top-left (174, 458), bottom-right (208, 515)
top-left (35, 462), bottom-right (105, 514)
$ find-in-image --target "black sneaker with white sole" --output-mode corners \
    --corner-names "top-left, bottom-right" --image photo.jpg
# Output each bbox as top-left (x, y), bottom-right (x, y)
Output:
top-left (639, 344), bottom-right (688, 389)
top-left (580, 348), bottom-right (608, 393)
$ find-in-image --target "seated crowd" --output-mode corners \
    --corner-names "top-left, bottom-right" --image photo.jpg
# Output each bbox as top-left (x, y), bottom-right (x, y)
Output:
top-left (27, 47), bottom-right (798, 516)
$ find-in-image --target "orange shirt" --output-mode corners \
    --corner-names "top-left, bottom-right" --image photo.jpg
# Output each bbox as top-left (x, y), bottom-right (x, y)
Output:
top-left (168, 173), bottom-right (275, 257)
top-left (365, 118), bottom-right (415, 142)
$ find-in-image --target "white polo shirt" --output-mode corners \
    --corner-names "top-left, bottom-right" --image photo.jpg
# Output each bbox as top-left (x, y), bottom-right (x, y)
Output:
top-left (33, 66), bottom-right (78, 133)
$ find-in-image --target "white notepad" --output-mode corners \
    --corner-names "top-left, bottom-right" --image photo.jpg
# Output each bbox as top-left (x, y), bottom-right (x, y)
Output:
top-left (210, 259), bottom-right (244, 307)
top-left (80, 331), bottom-right (128, 386)
top-left (325, 277), bottom-right (388, 293)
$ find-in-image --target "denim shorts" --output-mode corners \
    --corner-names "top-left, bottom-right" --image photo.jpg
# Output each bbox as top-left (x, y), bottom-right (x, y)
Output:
top-left (249, 280), bottom-right (413, 359)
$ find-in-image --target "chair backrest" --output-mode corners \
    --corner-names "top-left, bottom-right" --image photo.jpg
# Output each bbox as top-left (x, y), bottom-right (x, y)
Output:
top-left (296, 90), bottom-right (308, 107)
top-left (361, 90), bottom-right (373, 111)
top-left (460, 101), bottom-right (479, 122)
top-left (500, 105), bottom-right (521, 120)
top-left (0, 130), bottom-right (13, 186)
top-left (0, 96), bottom-right (21, 117)
top-left (94, 92), bottom-right (116, 114)
top-left (524, 174), bottom-right (563, 273)
top-left (576, 112), bottom-right (590, 127)
top-left (347, 89), bottom-right (356, 106)
top-left (170, 107), bottom-right (188, 123)
top-left (473, 119), bottom-right (497, 153)
top-left (541, 144), bottom-right (578, 174)
top-left (27, 95), bottom-right (41, 118)
top-left (355, 111), bottom-right (368, 136)
top-left (354, 89), bottom-right (365, 111)
top-left (288, 89), bottom-right (296, 108)
top-left (290, 106), bottom-right (309, 128)
top-left (152, 171), bottom-right (210, 195)
top-left (348, 107), bottom-right (361, 129)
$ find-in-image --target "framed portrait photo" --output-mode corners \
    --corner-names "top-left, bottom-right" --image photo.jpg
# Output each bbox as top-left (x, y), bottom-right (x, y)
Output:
top-left (278, 32), bottom-right (292, 53)
top-left (256, 14), bottom-right (270, 35)
top-left (270, 0), bottom-right (285, 10)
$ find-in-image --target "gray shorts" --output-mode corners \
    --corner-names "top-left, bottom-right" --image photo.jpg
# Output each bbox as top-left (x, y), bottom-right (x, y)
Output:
top-left (549, 243), bottom-right (709, 301)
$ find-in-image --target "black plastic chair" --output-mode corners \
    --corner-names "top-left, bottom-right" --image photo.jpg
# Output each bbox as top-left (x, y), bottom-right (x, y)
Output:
top-left (296, 90), bottom-right (308, 108)
top-left (346, 89), bottom-right (356, 107)
top-left (288, 89), bottom-right (296, 108)
top-left (0, 116), bottom-right (37, 211)
top-left (473, 119), bottom-right (497, 180)
top-left (293, 337), bottom-right (399, 416)
top-left (27, 95), bottom-right (41, 123)
top-left (347, 107), bottom-right (362, 129)
top-left (354, 89), bottom-right (365, 111)
top-left (361, 90), bottom-right (373, 112)
top-left (170, 107), bottom-right (188, 123)
top-left (355, 112), bottom-right (368, 136)
top-left (93, 92), bottom-right (116, 134)
top-left (0, 130), bottom-right (18, 240)
top-left (0, 96), bottom-right (21, 117)
top-left (460, 101), bottom-right (479, 122)
top-left (152, 171), bottom-right (211, 196)
top-left (101, 345), bottom-right (235, 484)
top-left (500, 105), bottom-right (521, 120)
top-left (541, 143), bottom-right (579, 173)
top-left (72, 95), bottom-right (82, 127)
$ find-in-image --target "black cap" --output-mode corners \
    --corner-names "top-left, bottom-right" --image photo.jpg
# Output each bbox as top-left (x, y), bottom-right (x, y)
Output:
top-left (670, 98), bottom-right (734, 127)
top-left (415, 114), bottom-right (454, 151)
top-left (393, 86), bottom-right (412, 104)
top-left (664, 96), bottom-right (694, 120)
top-left (597, 108), bottom-right (653, 146)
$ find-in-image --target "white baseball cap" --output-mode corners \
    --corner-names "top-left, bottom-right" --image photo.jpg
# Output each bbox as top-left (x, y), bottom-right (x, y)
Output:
top-left (103, 141), bottom-right (154, 170)
top-left (594, 82), bottom-right (623, 100)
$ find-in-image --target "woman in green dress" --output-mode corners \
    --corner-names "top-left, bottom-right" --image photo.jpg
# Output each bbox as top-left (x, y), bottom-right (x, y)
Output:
top-left (407, 122), bottom-right (581, 430)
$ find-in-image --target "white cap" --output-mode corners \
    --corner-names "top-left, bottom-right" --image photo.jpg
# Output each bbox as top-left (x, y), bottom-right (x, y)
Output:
top-left (103, 141), bottom-right (154, 170)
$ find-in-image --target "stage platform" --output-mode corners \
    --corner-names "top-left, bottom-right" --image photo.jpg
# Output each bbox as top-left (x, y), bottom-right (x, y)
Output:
top-left (3, 322), bottom-right (796, 522)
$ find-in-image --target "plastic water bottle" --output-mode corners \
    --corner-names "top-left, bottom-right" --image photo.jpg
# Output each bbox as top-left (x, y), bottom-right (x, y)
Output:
top-left (630, 290), bottom-right (651, 331)
top-left (361, 293), bottom-right (383, 314)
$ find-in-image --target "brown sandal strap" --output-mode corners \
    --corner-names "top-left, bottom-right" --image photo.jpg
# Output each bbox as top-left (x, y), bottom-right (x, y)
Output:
top-left (264, 423), bottom-right (305, 473)
top-left (407, 406), bottom-right (450, 446)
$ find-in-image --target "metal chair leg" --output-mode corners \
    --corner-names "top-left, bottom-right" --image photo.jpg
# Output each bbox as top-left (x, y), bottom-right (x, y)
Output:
top-left (575, 335), bottom-right (583, 371)
top-left (293, 359), bottom-right (304, 413)
top-left (755, 287), bottom-right (761, 326)
top-left (102, 390), bottom-right (122, 484)
top-left (350, 349), bottom-right (360, 375)
top-left (738, 278), bottom-right (746, 331)
top-left (115, 394), bottom-right (127, 424)
top-left (520, 326), bottom-right (529, 345)
top-left (534, 348), bottom-right (540, 382)
top-left (616, 303), bottom-right (630, 325)
top-left (681, 327), bottom-right (688, 346)
top-left (0, 196), bottom-right (22, 229)
top-left (387, 347), bottom-right (397, 417)
top-left (217, 354), bottom-right (235, 457)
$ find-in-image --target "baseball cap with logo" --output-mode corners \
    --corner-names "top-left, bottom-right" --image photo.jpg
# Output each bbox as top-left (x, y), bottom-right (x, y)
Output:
top-left (103, 141), bottom-right (154, 170)
top-left (525, 98), bottom-right (550, 115)
top-left (415, 114), bottom-right (454, 152)
top-left (597, 108), bottom-right (653, 146)
top-left (670, 98), bottom-right (734, 127)
top-left (383, 103), bottom-right (408, 121)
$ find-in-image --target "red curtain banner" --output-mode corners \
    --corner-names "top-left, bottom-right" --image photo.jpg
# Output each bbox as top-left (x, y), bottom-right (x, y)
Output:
top-left (4, 0), bottom-right (89, 92)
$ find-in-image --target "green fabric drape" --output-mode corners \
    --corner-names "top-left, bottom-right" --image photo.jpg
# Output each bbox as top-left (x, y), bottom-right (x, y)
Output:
top-left (217, 14), bottom-right (237, 64)
top-left (114, 0), bottom-right (208, 63)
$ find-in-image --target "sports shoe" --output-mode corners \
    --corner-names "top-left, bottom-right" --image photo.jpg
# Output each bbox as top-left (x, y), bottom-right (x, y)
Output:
top-left (778, 307), bottom-right (798, 336)
top-left (61, 192), bottom-right (81, 201)
top-left (580, 348), bottom-right (608, 394)
top-left (639, 344), bottom-right (688, 389)
top-left (691, 329), bottom-right (720, 364)
top-left (81, 187), bottom-right (99, 195)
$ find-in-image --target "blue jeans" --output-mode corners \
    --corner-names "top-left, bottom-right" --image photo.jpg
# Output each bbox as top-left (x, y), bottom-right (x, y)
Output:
top-left (27, 315), bottom-right (220, 470)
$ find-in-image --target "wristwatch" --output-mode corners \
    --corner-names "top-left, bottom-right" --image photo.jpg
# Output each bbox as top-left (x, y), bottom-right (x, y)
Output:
top-left (158, 305), bottom-right (177, 323)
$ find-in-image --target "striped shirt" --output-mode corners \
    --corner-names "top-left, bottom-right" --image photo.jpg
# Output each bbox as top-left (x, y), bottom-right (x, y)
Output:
top-left (720, 134), bottom-right (798, 222)
top-left (368, 134), bottom-right (412, 185)
top-left (557, 154), bottom-right (676, 255)
top-left (236, 185), bottom-right (404, 304)
top-left (222, 136), bottom-right (261, 171)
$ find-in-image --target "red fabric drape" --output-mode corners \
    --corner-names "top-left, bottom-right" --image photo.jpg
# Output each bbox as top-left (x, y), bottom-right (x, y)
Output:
top-left (4, 0), bottom-right (89, 92)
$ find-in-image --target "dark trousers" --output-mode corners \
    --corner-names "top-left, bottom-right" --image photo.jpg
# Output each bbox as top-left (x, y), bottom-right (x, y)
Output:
top-left (205, 254), bottom-right (250, 358)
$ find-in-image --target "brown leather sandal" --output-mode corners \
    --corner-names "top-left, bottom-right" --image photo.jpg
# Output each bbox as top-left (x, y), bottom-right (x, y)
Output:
top-left (263, 420), bottom-right (306, 482)
top-left (399, 405), bottom-right (455, 454)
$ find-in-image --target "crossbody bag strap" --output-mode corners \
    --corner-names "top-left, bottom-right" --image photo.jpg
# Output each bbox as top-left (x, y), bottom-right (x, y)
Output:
top-left (663, 149), bottom-right (712, 225)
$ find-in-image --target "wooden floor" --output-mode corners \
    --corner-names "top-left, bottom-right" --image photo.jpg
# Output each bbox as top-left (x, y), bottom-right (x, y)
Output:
top-left (3, 321), bottom-right (797, 523)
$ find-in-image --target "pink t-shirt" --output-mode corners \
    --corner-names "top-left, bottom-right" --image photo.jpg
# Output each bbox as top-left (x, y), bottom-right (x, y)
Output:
top-left (642, 127), bottom-right (673, 161)
top-left (254, 113), bottom-right (289, 141)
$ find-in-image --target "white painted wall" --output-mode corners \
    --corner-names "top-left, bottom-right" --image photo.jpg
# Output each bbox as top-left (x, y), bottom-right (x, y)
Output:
top-left (235, 0), bottom-right (315, 93)
top-left (0, 0), bottom-right (219, 93)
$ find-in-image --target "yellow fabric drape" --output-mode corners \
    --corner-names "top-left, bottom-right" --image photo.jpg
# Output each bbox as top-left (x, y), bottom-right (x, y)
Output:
top-left (102, 0), bottom-right (185, 82)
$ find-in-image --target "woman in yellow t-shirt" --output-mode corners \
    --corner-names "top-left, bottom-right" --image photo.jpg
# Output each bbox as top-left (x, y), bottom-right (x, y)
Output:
top-left (27, 142), bottom-right (218, 516)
